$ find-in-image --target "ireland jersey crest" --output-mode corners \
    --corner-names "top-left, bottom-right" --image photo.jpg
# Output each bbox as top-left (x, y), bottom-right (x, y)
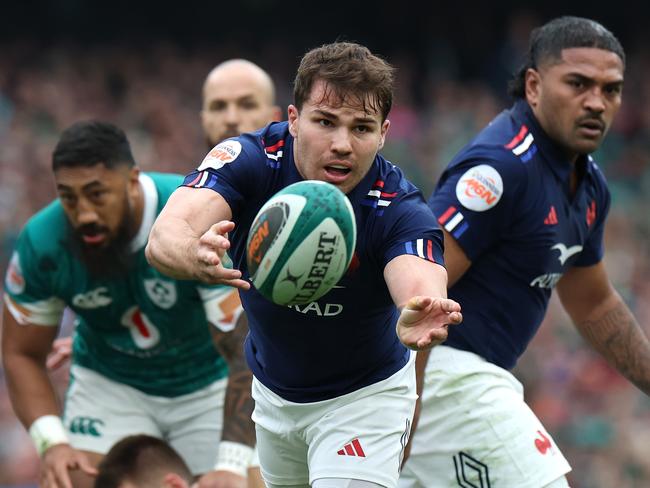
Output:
top-left (144, 279), bottom-right (177, 309)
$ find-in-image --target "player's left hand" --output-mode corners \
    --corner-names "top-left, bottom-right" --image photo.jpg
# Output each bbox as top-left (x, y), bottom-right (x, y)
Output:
top-left (193, 470), bottom-right (247, 488)
top-left (46, 337), bottom-right (73, 371)
top-left (396, 296), bottom-right (462, 350)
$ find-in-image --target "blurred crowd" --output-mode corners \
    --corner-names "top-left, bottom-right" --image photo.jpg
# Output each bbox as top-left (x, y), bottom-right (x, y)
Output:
top-left (1, 17), bottom-right (650, 488)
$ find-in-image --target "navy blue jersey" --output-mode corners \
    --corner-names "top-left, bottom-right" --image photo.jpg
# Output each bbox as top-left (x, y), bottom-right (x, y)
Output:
top-left (183, 121), bottom-right (444, 402)
top-left (429, 99), bottom-right (610, 370)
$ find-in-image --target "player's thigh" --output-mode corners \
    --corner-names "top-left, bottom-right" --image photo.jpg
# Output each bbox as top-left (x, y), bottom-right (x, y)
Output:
top-left (307, 356), bottom-right (417, 488)
top-left (254, 420), bottom-right (310, 486)
top-left (401, 351), bottom-right (570, 488)
top-left (64, 365), bottom-right (160, 454)
top-left (163, 378), bottom-right (227, 476)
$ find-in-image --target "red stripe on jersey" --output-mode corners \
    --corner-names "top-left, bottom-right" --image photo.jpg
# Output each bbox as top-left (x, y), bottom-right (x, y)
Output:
top-left (187, 172), bottom-right (203, 186)
top-left (265, 140), bottom-right (285, 153)
top-left (504, 125), bottom-right (528, 149)
top-left (344, 444), bottom-right (355, 456)
top-left (352, 438), bottom-right (366, 457)
top-left (380, 191), bottom-right (397, 198)
top-left (132, 311), bottom-right (151, 338)
top-left (374, 179), bottom-right (385, 188)
top-left (437, 205), bottom-right (457, 224)
top-left (427, 240), bottom-right (434, 262)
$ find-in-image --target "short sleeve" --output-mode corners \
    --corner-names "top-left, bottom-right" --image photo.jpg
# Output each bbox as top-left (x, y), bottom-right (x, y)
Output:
top-left (3, 231), bottom-right (64, 326)
top-left (428, 159), bottom-right (524, 261)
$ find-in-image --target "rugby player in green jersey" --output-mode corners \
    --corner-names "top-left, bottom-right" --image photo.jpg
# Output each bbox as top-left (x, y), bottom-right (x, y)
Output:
top-left (2, 121), bottom-right (253, 488)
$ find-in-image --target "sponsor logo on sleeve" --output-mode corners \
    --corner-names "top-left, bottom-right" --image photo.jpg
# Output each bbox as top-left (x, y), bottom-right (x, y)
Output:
top-left (5, 252), bottom-right (25, 295)
top-left (455, 164), bottom-right (503, 212)
top-left (197, 140), bottom-right (242, 171)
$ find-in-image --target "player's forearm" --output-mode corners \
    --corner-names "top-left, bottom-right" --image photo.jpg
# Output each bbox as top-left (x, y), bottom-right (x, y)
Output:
top-left (3, 352), bottom-right (63, 429)
top-left (146, 216), bottom-right (200, 280)
top-left (212, 318), bottom-right (256, 447)
top-left (575, 295), bottom-right (650, 395)
top-left (222, 367), bottom-right (256, 446)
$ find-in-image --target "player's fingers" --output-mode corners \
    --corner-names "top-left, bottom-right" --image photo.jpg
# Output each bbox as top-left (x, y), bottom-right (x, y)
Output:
top-left (46, 352), bottom-right (68, 370)
top-left (440, 298), bottom-right (461, 313)
top-left (199, 232), bottom-right (231, 252)
top-left (219, 278), bottom-right (251, 290)
top-left (53, 463), bottom-right (73, 488)
top-left (405, 295), bottom-right (432, 311)
top-left (447, 311), bottom-right (463, 325)
top-left (417, 325), bottom-right (448, 349)
top-left (209, 220), bottom-right (236, 235)
top-left (76, 455), bottom-right (98, 476)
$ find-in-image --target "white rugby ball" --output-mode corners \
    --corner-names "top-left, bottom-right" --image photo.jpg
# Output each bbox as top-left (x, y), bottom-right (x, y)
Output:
top-left (246, 181), bottom-right (356, 306)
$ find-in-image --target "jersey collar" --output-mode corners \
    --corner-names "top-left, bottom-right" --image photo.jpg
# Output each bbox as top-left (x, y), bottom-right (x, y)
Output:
top-left (128, 173), bottom-right (157, 253)
top-left (512, 99), bottom-right (591, 189)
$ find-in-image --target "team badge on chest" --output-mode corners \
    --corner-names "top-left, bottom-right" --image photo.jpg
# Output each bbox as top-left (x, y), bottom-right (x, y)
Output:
top-left (144, 279), bottom-right (177, 309)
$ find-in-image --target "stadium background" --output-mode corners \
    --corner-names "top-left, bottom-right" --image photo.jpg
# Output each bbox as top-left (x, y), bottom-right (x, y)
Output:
top-left (1, 1), bottom-right (650, 486)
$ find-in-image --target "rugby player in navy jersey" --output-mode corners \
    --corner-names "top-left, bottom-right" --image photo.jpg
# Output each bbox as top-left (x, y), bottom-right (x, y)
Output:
top-left (147, 42), bottom-right (462, 488)
top-left (400, 16), bottom-right (650, 488)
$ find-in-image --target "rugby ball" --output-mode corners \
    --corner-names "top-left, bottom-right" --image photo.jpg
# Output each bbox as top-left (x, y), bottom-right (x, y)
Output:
top-left (246, 181), bottom-right (356, 306)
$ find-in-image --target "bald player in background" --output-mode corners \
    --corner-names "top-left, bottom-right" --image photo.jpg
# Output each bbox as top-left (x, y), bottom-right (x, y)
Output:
top-left (196, 58), bottom-right (281, 488)
top-left (201, 59), bottom-right (282, 148)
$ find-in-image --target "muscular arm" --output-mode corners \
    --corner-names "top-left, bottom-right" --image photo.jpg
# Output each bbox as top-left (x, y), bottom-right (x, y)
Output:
top-left (557, 261), bottom-right (650, 395)
top-left (210, 312), bottom-right (255, 447)
top-left (146, 187), bottom-right (248, 288)
top-left (2, 303), bottom-right (61, 427)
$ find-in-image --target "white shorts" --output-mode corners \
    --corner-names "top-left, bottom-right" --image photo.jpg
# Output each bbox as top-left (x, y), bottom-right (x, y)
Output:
top-left (399, 346), bottom-right (571, 488)
top-left (64, 365), bottom-right (226, 475)
top-left (252, 353), bottom-right (417, 487)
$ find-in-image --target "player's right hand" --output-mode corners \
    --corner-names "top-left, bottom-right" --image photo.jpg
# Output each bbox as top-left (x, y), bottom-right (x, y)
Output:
top-left (46, 337), bottom-right (73, 371)
top-left (40, 443), bottom-right (97, 488)
top-left (196, 221), bottom-right (250, 290)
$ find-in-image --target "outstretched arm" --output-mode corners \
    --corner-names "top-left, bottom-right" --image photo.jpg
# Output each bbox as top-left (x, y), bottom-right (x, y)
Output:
top-left (557, 261), bottom-right (650, 395)
top-left (146, 187), bottom-right (249, 289)
top-left (384, 255), bottom-right (462, 351)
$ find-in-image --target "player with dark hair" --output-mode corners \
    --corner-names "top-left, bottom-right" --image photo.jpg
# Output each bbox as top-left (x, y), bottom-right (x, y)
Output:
top-left (146, 41), bottom-right (462, 488)
top-left (94, 435), bottom-right (193, 488)
top-left (400, 16), bottom-right (650, 488)
top-left (2, 121), bottom-right (253, 488)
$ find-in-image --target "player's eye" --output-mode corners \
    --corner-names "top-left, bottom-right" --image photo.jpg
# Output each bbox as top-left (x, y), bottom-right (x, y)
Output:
top-left (88, 190), bottom-right (108, 203)
top-left (355, 125), bottom-right (370, 134)
top-left (59, 194), bottom-right (77, 205)
top-left (240, 100), bottom-right (259, 110)
top-left (318, 119), bottom-right (333, 127)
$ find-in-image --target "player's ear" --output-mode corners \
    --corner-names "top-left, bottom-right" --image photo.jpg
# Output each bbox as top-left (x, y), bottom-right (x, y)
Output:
top-left (377, 119), bottom-right (390, 151)
top-left (288, 105), bottom-right (300, 137)
top-left (525, 68), bottom-right (541, 108)
top-left (162, 473), bottom-right (190, 488)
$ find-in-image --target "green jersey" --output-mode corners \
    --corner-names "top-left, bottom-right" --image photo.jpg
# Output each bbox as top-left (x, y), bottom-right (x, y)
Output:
top-left (3, 173), bottom-right (236, 397)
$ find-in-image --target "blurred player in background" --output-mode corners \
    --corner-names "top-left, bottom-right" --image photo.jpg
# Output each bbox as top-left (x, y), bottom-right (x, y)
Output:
top-left (146, 41), bottom-right (462, 488)
top-left (44, 59), bottom-right (283, 488)
top-left (94, 434), bottom-right (193, 488)
top-left (201, 59), bottom-right (282, 148)
top-left (2, 121), bottom-right (252, 488)
top-left (400, 16), bottom-right (650, 488)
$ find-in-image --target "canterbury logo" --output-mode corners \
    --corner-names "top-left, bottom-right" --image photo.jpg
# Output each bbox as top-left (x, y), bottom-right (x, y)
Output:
top-left (68, 416), bottom-right (105, 437)
top-left (551, 243), bottom-right (583, 265)
top-left (337, 438), bottom-right (366, 457)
